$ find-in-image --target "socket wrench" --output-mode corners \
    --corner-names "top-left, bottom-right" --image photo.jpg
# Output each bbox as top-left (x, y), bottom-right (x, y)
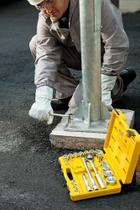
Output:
top-left (86, 155), bottom-right (106, 189)
top-left (82, 157), bottom-right (98, 190)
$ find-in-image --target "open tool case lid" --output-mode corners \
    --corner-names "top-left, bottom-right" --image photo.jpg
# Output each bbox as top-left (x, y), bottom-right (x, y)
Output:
top-left (103, 109), bottom-right (140, 184)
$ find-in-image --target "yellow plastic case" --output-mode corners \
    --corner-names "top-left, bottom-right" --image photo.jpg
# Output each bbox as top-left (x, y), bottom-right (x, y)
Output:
top-left (58, 110), bottom-right (140, 201)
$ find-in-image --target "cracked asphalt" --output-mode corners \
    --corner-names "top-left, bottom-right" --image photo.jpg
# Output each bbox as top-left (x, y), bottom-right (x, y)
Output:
top-left (0, 1), bottom-right (140, 209)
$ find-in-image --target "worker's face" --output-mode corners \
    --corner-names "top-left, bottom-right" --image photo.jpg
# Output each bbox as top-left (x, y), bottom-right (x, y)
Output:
top-left (37, 0), bottom-right (69, 22)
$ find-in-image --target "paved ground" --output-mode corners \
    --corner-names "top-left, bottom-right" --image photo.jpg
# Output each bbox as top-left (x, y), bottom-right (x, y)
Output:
top-left (0, 1), bottom-right (140, 209)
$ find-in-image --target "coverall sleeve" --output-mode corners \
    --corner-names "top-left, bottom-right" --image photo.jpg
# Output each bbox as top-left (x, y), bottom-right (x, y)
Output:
top-left (101, 0), bottom-right (129, 76)
top-left (34, 13), bottom-right (62, 88)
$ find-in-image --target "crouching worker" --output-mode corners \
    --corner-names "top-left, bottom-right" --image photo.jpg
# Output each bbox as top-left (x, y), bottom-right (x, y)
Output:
top-left (27, 0), bottom-right (136, 124)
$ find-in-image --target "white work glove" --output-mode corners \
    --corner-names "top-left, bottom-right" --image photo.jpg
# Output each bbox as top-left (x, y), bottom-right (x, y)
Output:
top-left (101, 74), bottom-right (117, 111)
top-left (29, 86), bottom-right (54, 124)
top-left (68, 82), bottom-right (83, 108)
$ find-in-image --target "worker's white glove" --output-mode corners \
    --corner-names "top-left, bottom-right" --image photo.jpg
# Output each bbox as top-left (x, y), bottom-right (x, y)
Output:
top-left (29, 86), bottom-right (54, 124)
top-left (101, 74), bottom-right (117, 111)
top-left (68, 82), bottom-right (83, 108)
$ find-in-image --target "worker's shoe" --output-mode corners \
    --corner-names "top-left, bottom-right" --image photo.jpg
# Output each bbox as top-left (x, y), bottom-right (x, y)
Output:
top-left (112, 68), bottom-right (136, 104)
top-left (51, 96), bottom-right (71, 111)
top-left (120, 68), bottom-right (136, 92)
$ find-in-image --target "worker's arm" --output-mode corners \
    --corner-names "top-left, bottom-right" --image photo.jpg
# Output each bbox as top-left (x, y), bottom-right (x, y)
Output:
top-left (34, 12), bottom-right (62, 88)
top-left (29, 12), bottom-right (61, 123)
top-left (101, 0), bottom-right (129, 76)
top-left (101, 0), bottom-right (129, 109)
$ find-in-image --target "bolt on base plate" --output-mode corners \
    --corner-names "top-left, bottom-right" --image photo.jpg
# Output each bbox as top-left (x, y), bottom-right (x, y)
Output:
top-left (64, 117), bottom-right (108, 133)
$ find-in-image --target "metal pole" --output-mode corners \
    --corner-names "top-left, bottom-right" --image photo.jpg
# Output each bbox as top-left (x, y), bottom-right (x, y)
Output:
top-left (65, 0), bottom-right (108, 133)
top-left (79, 0), bottom-right (101, 122)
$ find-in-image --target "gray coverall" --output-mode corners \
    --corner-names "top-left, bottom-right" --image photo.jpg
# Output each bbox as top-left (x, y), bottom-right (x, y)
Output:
top-left (29, 0), bottom-right (129, 100)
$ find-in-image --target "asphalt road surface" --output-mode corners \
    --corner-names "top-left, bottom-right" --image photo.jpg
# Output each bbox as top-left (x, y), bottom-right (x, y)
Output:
top-left (0, 1), bottom-right (140, 210)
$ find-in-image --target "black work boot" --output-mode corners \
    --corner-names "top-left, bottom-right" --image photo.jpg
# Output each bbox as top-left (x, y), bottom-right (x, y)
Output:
top-left (112, 69), bottom-right (136, 109)
top-left (112, 68), bottom-right (136, 105)
top-left (120, 69), bottom-right (136, 91)
top-left (51, 96), bottom-right (71, 111)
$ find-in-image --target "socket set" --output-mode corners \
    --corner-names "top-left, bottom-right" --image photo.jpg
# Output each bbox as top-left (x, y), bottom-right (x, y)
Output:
top-left (59, 110), bottom-right (140, 201)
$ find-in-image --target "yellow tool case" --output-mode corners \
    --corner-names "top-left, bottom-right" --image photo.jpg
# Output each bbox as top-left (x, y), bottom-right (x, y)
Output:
top-left (58, 110), bottom-right (140, 201)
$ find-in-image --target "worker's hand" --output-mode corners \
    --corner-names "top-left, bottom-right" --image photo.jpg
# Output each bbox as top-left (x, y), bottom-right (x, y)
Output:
top-left (101, 74), bottom-right (117, 111)
top-left (29, 86), bottom-right (54, 124)
top-left (29, 100), bottom-right (54, 124)
top-left (68, 82), bottom-right (83, 108)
